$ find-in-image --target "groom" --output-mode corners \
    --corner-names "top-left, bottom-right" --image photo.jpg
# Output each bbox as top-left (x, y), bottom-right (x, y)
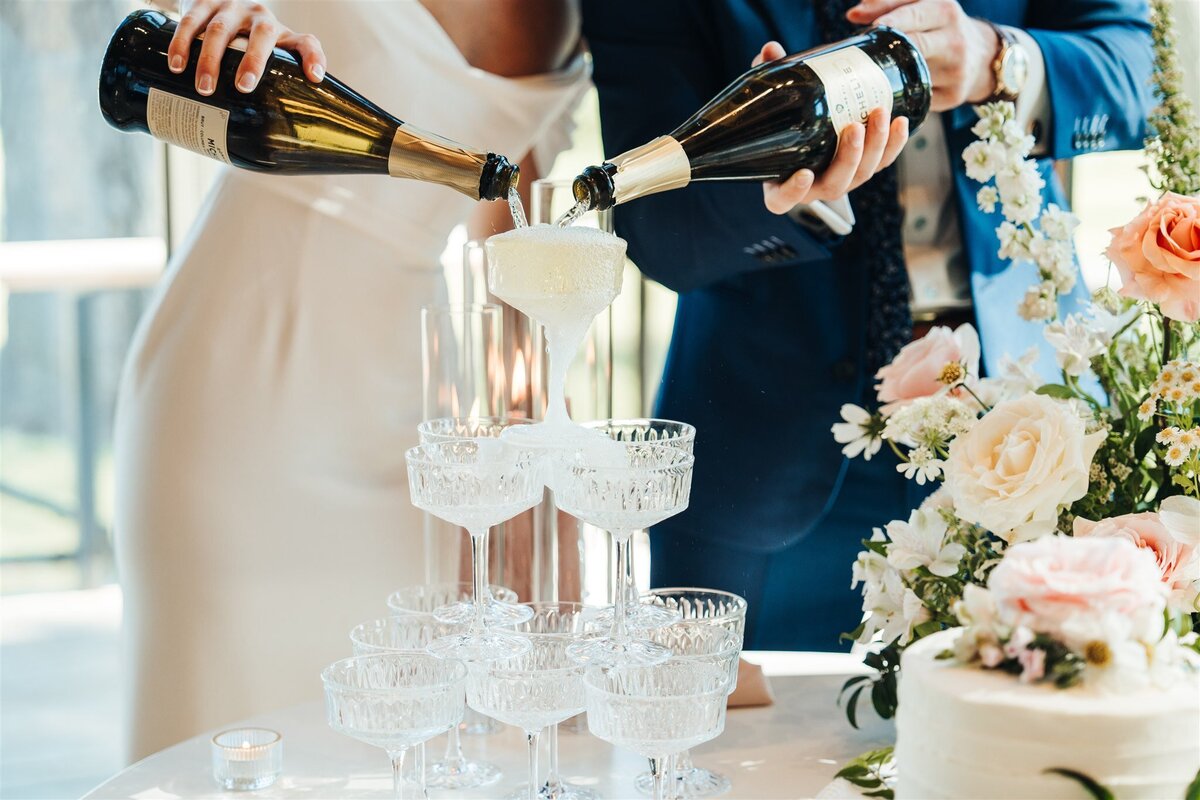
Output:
top-left (581, 0), bottom-right (1155, 649)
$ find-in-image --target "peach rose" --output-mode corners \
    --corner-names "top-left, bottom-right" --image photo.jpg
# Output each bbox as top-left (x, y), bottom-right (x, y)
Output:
top-left (1106, 192), bottom-right (1200, 322)
top-left (1074, 511), bottom-right (1198, 611)
top-left (988, 536), bottom-right (1166, 641)
top-left (875, 324), bottom-right (980, 414)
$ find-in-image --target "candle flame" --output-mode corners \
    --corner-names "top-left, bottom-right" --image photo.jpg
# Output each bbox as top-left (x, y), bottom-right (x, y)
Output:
top-left (511, 350), bottom-right (527, 409)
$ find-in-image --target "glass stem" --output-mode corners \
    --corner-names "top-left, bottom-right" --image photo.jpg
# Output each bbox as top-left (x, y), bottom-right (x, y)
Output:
top-left (649, 756), bottom-right (667, 800)
top-left (543, 722), bottom-right (563, 798)
top-left (414, 743), bottom-right (427, 799)
top-left (441, 725), bottom-right (465, 771)
top-left (612, 532), bottom-right (631, 643)
top-left (526, 729), bottom-right (542, 800)
top-left (625, 530), bottom-right (643, 610)
top-left (469, 527), bottom-right (490, 633)
top-left (666, 753), bottom-right (679, 800)
top-left (389, 746), bottom-right (409, 800)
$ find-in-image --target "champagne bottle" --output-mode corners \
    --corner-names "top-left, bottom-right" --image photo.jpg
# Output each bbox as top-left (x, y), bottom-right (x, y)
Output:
top-left (571, 27), bottom-right (930, 211)
top-left (98, 10), bottom-right (518, 201)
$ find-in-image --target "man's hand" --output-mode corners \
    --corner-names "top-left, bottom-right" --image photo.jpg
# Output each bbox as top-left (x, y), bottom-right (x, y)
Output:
top-left (169, 0), bottom-right (327, 96)
top-left (847, 0), bottom-right (998, 111)
top-left (755, 41), bottom-right (909, 215)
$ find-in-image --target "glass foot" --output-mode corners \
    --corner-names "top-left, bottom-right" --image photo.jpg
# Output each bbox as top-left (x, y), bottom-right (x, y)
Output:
top-left (435, 599), bottom-right (534, 628)
top-left (428, 630), bottom-right (532, 661)
top-left (428, 757), bottom-right (503, 790)
top-left (634, 767), bottom-right (731, 798)
top-left (587, 602), bottom-right (681, 632)
top-left (566, 636), bottom-right (671, 667)
top-left (504, 782), bottom-right (600, 800)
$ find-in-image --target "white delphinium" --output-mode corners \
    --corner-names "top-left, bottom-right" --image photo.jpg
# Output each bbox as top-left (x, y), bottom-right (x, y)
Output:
top-left (1029, 236), bottom-right (1077, 292)
top-left (977, 346), bottom-right (1042, 406)
top-left (1018, 281), bottom-right (1058, 322)
top-left (970, 102), bottom-right (1014, 140)
top-left (963, 139), bottom-right (1009, 183)
top-left (1040, 203), bottom-right (1080, 241)
top-left (831, 404), bottom-right (883, 460)
top-left (997, 221), bottom-right (1035, 261)
top-left (976, 185), bottom-right (1000, 213)
top-left (885, 508), bottom-right (967, 577)
top-left (996, 159), bottom-right (1046, 225)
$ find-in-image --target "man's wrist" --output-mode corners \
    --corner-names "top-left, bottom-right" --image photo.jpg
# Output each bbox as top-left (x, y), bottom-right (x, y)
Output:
top-left (967, 18), bottom-right (1001, 104)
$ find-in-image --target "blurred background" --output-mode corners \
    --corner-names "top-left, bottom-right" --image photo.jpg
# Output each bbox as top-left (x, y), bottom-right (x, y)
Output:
top-left (1, 0), bottom-right (1197, 797)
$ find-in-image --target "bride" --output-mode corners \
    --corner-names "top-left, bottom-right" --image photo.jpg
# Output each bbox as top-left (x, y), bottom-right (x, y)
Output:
top-left (114, 0), bottom-right (587, 760)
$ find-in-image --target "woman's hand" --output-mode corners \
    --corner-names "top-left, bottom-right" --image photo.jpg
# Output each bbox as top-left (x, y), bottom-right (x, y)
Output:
top-left (754, 41), bottom-right (909, 215)
top-left (167, 0), bottom-right (327, 96)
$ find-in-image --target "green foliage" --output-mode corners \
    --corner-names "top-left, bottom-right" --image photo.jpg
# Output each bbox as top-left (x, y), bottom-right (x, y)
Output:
top-left (1185, 767), bottom-right (1200, 800)
top-left (835, 747), bottom-right (895, 799)
top-left (1044, 769), bottom-right (1115, 800)
top-left (1144, 0), bottom-right (1200, 195)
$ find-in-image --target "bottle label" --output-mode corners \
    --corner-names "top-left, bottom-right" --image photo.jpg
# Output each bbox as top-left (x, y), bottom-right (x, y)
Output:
top-left (147, 88), bottom-right (232, 164)
top-left (805, 46), bottom-right (894, 134)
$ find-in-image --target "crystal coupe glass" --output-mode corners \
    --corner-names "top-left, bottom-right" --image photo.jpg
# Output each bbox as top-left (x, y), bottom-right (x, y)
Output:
top-left (585, 661), bottom-right (729, 800)
top-left (467, 602), bottom-right (597, 800)
top-left (556, 443), bottom-right (694, 666)
top-left (579, 419), bottom-right (694, 633)
top-left (406, 439), bottom-right (543, 660)
top-left (322, 653), bottom-right (467, 799)
top-left (634, 589), bottom-right (748, 798)
top-left (350, 613), bottom-right (503, 791)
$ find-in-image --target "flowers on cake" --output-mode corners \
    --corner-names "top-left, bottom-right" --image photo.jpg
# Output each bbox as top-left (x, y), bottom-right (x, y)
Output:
top-left (951, 536), bottom-right (1179, 689)
top-left (832, 96), bottom-right (1200, 724)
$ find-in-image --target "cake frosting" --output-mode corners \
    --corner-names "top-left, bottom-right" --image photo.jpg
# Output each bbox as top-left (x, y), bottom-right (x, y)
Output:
top-left (895, 628), bottom-right (1200, 800)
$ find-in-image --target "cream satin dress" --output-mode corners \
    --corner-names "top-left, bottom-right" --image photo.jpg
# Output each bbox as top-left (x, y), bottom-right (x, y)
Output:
top-left (114, 0), bottom-right (587, 761)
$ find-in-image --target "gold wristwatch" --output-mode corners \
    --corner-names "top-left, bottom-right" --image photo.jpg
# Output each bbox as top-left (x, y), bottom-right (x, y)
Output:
top-left (985, 23), bottom-right (1029, 103)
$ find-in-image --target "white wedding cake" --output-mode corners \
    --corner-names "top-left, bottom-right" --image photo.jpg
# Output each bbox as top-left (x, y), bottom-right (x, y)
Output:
top-left (895, 628), bottom-right (1200, 800)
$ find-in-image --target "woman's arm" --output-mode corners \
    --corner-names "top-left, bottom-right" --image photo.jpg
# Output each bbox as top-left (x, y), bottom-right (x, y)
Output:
top-left (420, 0), bottom-right (581, 77)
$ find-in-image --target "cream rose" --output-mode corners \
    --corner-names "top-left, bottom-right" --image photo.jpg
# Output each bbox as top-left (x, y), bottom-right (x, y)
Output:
top-left (1106, 192), bottom-right (1200, 322)
top-left (875, 324), bottom-right (980, 415)
top-left (944, 394), bottom-right (1105, 541)
top-left (988, 535), bottom-right (1166, 642)
top-left (1074, 510), bottom-right (1199, 611)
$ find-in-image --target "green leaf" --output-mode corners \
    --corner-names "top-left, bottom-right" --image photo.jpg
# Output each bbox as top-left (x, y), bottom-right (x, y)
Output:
top-left (1043, 769), bottom-right (1115, 800)
top-left (834, 764), bottom-right (870, 780)
top-left (863, 790), bottom-right (895, 799)
top-left (1185, 767), bottom-right (1200, 800)
top-left (1135, 425), bottom-right (1160, 461)
top-left (1036, 384), bottom-right (1076, 399)
top-left (845, 685), bottom-right (866, 730)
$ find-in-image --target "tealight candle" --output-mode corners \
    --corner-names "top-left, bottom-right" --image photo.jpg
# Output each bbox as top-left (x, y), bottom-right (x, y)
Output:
top-left (211, 728), bottom-right (282, 790)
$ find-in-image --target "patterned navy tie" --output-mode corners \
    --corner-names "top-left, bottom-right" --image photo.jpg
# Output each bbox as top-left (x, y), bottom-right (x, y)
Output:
top-left (814, 0), bottom-right (913, 369)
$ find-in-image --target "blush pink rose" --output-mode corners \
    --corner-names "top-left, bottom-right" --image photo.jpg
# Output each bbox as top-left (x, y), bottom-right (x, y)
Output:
top-left (875, 324), bottom-right (980, 414)
top-left (1106, 192), bottom-right (1200, 322)
top-left (988, 536), bottom-right (1165, 640)
top-left (1075, 511), bottom-right (1199, 611)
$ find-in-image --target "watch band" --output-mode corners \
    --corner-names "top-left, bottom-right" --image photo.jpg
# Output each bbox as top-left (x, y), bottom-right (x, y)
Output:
top-left (985, 21), bottom-right (1021, 103)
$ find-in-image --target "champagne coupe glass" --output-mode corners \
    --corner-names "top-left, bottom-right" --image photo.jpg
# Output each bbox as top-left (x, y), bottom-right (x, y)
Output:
top-left (388, 581), bottom-right (519, 741)
top-left (556, 443), bottom-right (694, 666)
top-left (513, 603), bottom-right (600, 800)
top-left (322, 653), bottom-right (467, 800)
top-left (635, 589), bottom-right (748, 799)
top-left (585, 661), bottom-right (729, 800)
top-left (580, 419), bottom-right (695, 633)
top-left (355, 609), bottom-right (504, 790)
top-left (467, 603), bottom-right (595, 800)
top-left (416, 417), bottom-right (537, 628)
top-left (406, 440), bottom-right (543, 660)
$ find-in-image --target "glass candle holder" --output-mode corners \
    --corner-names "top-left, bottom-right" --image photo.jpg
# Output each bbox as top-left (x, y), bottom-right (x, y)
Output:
top-left (211, 728), bottom-right (282, 791)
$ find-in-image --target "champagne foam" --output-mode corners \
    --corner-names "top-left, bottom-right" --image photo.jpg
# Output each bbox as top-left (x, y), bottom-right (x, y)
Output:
top-left (486, 224), bottom-right (627, 331)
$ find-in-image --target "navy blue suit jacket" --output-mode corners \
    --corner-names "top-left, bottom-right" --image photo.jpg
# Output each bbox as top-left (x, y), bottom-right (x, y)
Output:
top-left (582, 0), bottom-right (1153, 553)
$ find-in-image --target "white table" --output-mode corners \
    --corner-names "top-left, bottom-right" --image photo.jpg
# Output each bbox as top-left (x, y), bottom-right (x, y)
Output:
top-left (83, 653), bottom-right (890, 800)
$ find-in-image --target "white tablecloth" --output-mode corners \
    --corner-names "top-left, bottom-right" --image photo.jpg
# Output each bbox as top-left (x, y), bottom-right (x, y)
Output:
top-left (83, 653), bottom-right (891, 800)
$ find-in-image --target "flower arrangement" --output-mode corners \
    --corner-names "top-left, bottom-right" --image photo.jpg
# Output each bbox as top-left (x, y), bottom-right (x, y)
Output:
top-left (834, 4), bottom-right (1200, 724)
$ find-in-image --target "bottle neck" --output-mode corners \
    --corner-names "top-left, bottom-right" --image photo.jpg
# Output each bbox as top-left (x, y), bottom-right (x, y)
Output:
top-left (387, 123), bottom-right (517, 201)
top-left (576, 135), bottom-right (692, 210)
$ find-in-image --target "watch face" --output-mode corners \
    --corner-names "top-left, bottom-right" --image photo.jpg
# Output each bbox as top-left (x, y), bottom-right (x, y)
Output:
top-left (1002, 46), bottom-right (1029, 94)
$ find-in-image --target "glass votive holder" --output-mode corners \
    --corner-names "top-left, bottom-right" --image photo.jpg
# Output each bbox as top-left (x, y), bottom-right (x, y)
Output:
top-left (211, 728), bottom-right (282, 790)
